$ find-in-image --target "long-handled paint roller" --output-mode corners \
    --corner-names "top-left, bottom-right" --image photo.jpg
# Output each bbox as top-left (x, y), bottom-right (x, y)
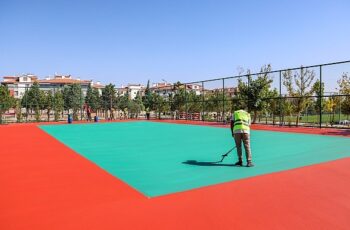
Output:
top-left (217, 146), bottom-right (236, 163)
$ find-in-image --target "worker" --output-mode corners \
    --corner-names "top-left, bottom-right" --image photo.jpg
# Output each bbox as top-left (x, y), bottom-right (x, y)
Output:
top-left (230, 109), bottom-right (254, 167)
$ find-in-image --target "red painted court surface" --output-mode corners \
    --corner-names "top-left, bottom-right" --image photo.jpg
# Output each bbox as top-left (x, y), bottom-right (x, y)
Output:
top-left (1, 121), bottom-right (350, 230)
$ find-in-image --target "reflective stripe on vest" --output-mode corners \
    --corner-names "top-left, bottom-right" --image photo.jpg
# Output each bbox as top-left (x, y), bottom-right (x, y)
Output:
top-left (233, 110), bottom-right (250, 131)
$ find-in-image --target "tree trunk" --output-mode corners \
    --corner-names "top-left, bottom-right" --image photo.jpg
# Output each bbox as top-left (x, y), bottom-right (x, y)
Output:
top-left (253, 110), bottom-right (258, 124)
top-left (296, 112), bottom-right (300, 127)
top-left (47, 109), bottom-right (50, 122)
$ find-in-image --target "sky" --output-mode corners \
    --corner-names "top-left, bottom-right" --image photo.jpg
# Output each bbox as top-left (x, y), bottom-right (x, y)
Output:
top-left (0, 0), bottom-right (349, 89)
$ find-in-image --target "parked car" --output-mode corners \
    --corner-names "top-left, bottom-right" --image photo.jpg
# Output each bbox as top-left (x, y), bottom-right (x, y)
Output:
top-left (339, 120), bottom-right (350, 125)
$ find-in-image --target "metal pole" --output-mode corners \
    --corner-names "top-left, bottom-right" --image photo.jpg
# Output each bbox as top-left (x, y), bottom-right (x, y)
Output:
top-left (202, 81), bottom-right (204, 121)
top-left (222, 78), bottom-right (225, 123)
top-left (279, 71), bottom-right (282, 126)
top-left (247, 74), bottom-right (251, 113)
top-left (338, 94), bottom-right (341, 123)
top-left (25, 87), bottom-right (28, 122)
top-left (185, 84), bottom-right (188, 120)
top-left (80, 89), bottom-right (83, 121)
top-left (319, 65), bottom-right (322, 128)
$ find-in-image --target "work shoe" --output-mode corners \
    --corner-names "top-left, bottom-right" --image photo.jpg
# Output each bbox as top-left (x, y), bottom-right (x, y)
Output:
top-left (246, 162), bottom-right (254, 167)
top-left (234, 161), bottom-right (243, 166)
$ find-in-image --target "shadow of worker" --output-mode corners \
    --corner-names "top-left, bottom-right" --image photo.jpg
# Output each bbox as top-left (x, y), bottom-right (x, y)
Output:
top-left (182, 160), bottom-right (234, 167)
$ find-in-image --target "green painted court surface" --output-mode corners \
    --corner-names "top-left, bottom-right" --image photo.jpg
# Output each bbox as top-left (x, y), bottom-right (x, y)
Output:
top-left (40, 121), bottom-right (350, 197)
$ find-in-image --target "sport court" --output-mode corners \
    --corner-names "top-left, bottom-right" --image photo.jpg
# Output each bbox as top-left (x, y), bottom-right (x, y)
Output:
top-left (40, 121), bottom-right (350, 197)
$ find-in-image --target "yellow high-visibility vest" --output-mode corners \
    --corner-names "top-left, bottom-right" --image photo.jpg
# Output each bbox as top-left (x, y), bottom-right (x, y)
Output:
top-left (233, 110), bottom-right (250, 131)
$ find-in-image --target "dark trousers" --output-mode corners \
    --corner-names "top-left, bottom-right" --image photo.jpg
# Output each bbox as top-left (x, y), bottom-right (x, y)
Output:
top-left (234, 133), bottom-right (252, 162)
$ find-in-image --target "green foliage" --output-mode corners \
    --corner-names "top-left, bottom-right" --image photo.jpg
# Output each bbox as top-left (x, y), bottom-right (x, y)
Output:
top-left (85, 85), bottom-right (101, 112)
top-left (53, 91), bottom-right (64, 121)
top-left (102, 84), bottom-right (117, 119)
top-left (236, 65), bottom-right (273, 123)
top-left (187, 91), bottom-right (202, 113)
top-left (143, 80), bottom-right (153, 110)
top-left (44, 91), bottom-right (54, 121)
top-left (129, 92), bottom-right (145, 118)
top-left (71, 84), bottom-right (83, 120)
top-left (263, 88), bottom-right (279, 124)
top-left (283, 67), bottom-right (315, 126)
top-left (171, 82), bottom-right (186, 112)
top-left (15, 99), bottom-right (23, 122)
top-left (62, 84), bottom-right (83, 121)
top-left (282, 98), bottom-right (295, 126)
top-left (205, 91), bottom-right (230, 117)
top-left (22, 82), bottom-right (44, 121)
top-left (338, 73), bottom-right (350, 115)
top-left (117, 94), bottom-right (129, 111)
top-left (0, 85), bottom-right (15, 123)
top-left (62, 87), bottom-right (71, 111)
top-left (152, 93), bottom-right (170, 119)
top-left (312, 79), bottom-right (326, 113)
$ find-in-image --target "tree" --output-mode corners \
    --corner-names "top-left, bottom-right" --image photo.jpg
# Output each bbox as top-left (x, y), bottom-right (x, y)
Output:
top-left (102, 84), bottom-right (117, 119)
top-left (69, 84), bottom-right (83, 121)
top-left (143, 80), bottom-right (153, 111)
top-left (264, 89), bottom-right (279, 125)
top-left (131, 92), bottom-right (144, 118)
top-left (237, 65), bottom-right (273, 123)
top-left (53, 91), bottom-right (64, 121)
top-left (26, 82), bottom-right (42, 121)
top-left (172, 82), bottom-right (186, 112)
top-left (61, 84), bottom-right (83, 121)
top-left (85, 85), bottom-right (100, 113)
top-left (117, 94), bottom-right (129, 118)
top-left (283, 67), bottom-right (315, 126)
top-left (15, 99), bottom-right (23, 123)
top-left (21, 88), bottom-right (30, 119)
top-left (282, 98), bottom-right (295, 126)
top-left (325, 96), bottom-right (339, 126)
top-left (205, 90), bottom-right (230, 121)
top-left (338, 73), bottom-right (350, 118)
top-left (62, 86), bottom-right (71, 114)
top-left (187, 91), bottom-right (202, 113)
top-left (151, 93), bottom-right (169, 119)
top-left (312, 79), bottom-right (326, 115)
top-left (44, 91), bottom-right (54, 121)
top-left (0, 85), bottom-right (15, 123)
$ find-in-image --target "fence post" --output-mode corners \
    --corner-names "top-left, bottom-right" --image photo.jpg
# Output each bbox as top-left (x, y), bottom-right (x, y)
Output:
top-left (201, 81), bottom-right (204, 121)
top-left (25, 87), bottom-right (28, 122)
top-left (80, 89), bottom-right (83, 121)
top-left (279, 70), bottom-right (282, 126)
top-left (222, 78), bottom-right (225, 123)
top-left (185, 84), bottom-right (188, 120)
top-left (247, 74), bottom-right (251, 113)
top-left (319, 65), bottom-right (322, 128)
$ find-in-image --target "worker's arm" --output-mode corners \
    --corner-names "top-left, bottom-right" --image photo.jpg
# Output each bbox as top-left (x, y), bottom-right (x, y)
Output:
top-left (230, 118), bottom-right (234, 136)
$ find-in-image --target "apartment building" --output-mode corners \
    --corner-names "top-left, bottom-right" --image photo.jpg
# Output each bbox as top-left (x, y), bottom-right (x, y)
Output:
top-left (1, 74), bottom-right (104, 98)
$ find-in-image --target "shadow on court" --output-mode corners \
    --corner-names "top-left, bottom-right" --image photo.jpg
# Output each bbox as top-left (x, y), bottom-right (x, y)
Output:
top-left (182, 160), bottom-right (234, 167)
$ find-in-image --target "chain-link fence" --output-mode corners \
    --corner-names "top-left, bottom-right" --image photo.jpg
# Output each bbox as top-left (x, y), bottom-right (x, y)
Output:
top-left (1, 60), bottom-right (350, 128)
top-left (152, 60), bottom-right (350, 129)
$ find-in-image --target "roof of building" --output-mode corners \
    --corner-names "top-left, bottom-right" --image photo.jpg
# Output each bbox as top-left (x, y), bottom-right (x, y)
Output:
top-left (92, 84), bottom-right (105, 89)
top-left (38, 78), bottom-right (91, 84)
